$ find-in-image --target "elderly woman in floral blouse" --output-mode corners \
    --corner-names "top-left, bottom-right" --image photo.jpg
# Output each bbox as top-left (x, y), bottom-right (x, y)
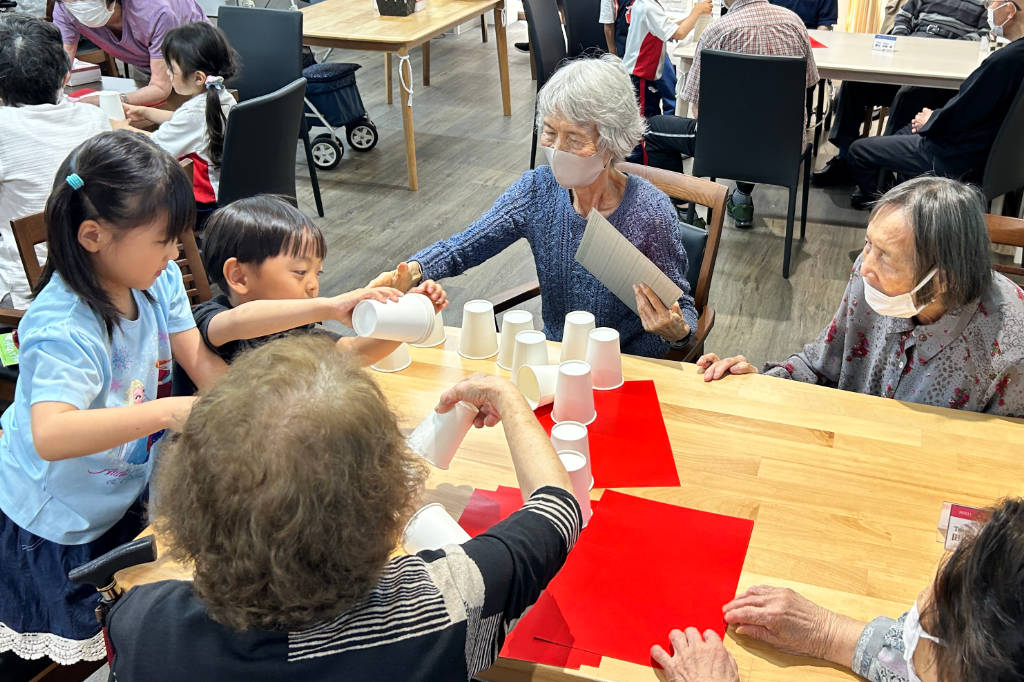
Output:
top-left (697, 176), bottom-right (1024, 417)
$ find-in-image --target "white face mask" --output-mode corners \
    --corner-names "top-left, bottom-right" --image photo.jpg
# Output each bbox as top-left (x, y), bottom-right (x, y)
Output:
top-left (863, 267), bottom-right (938, 318)
top-left (987, 2), bottom-right (1014, 37)
top-left (542, 146), bottom-right (608, 189)
top-left (65, 0), bottom-right (115, 27)
top-left (902, 601), bottom-right (942, 682)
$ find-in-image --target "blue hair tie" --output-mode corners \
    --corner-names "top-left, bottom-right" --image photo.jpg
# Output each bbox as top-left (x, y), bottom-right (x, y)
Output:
top-left (65, 173), bottom-right (84, 190)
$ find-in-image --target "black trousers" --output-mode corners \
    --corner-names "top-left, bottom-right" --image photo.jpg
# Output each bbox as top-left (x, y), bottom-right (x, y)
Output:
top-left (643, 115), bottom-right (754, 194)
top-left (828, 82), bottom-right (955, 156)
top-left (847, 124), bottom-right (974, 195)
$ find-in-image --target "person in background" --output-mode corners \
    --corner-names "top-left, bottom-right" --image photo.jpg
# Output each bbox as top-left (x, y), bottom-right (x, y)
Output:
top-left (0, 13), bottom-right (110, 310)
top-left (53, 0), bottom-right (207, 105)
top-left (769, 0), bottom-right (836, 29)
top-left (697, 177), bottom-right (1024, 417)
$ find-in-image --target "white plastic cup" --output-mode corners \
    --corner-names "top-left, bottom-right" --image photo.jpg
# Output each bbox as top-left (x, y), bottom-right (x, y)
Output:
top-left (550, 421), bottom-right (593, 490)
top-left (370, 343), bottom-right (412, 373)
top-left (353, 293), bottom-right (435, 344)
top-left (552, 360), bottom-right (596, 425)
top-left (586, 327), bottom-right (624, 390)
top-left (557, 450), bottom-right (593, 525)
top-left (560, 311), bottom-right (596, 363)
top-left (517, 364), bottom-right (559, 409)
top-left (99, 91), bottom-right (126, 121)
top-left (496, 310), bottom-right (534, 370)
top-left (458, 299), bottom-right (498, 359)
top-left (510, 330), bottom-right (550, 385)
top-left (402, 503), bottom-right (471, 553)
top-left (411, 310), bottom-right (446, 348)
top-left (406, 400), bottom-right (479, 469)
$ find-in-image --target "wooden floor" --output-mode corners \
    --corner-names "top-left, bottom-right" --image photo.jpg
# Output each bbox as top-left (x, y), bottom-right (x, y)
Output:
top-left (298, 21), bottom-right (875, 367)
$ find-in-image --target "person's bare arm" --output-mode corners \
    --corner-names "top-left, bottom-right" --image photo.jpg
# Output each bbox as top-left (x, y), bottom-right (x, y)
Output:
top-left (64, 42), bottom-right (79, 62)
top-left (672, 0), bottom-right (713, 40)
top-left (124, 57), bottom-right (173, 106)
top-left (170, 327), bottom-right (227, 391)
top-left (604, 24), bottom-right (617, 54)
top-left (335, 337), bottom-right (401, 366)
top-left (123, 104), bottom-right (175, 125)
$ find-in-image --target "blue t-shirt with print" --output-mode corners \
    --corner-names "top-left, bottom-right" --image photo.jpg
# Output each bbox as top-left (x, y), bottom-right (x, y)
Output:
top-left (0, 261), bottom-right (195, 545)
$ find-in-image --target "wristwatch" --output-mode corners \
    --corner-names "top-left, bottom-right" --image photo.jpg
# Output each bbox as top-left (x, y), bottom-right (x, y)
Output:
top-left (119, 93), bottom-right (128, 104)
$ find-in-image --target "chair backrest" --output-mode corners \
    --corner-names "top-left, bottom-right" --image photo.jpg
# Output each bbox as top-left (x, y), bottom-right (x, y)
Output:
top-left (692, 50), bottom-right (807, 187)
top-left (562, 0), bottom-right (606, 58)
top-left (985, 213), bottom-right (1024, 279)
top-left (9, 212), bottom-right (47, 289)
top-left (616, 162), bottom-right (727, 314)
top-left (982, 80), bottom-right (1024, 201)
top-left (523, 0), bottom-right (568, 91)
top-left (217, 5), bottom-right (303, 101)
top-left (218, 77), bottom-right (307, 207)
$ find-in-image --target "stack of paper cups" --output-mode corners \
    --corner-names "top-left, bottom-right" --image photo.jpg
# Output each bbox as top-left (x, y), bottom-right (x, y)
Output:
top-left (517, 364), bottom-right (559, 409)
top-left (370, 343), bottom-right (412, 373)
top-left (510, 330), bottom-right (549, 384)
top-left (551, 421), bottom-right (593, 489)
top-left (411, 309), bottom-right (446, 348)
top-left (353, 293), bottom-right (436, 344)
top-left (406, 401), bottom-right (479, 469)
top-left (552, 360), bottom-right (596, 425)
top-left (557, 450), bottom-right (593, 525)
top-left (458, 300), bottom-right (498, 359)
top-left (496, 310), bottom-right (534, 370)
top-left (402, 503), bottom-right (471, 553)
top-left (586, 327), bottom-right (624, 390)
top-left (560, 311), bottom-right (595, 362)
top-left (98, 91), bottom-right (126, 121)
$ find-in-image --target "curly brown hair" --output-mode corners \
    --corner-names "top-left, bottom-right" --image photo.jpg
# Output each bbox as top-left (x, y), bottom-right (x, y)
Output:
top-left (154, 334), bottom-right (427, 631)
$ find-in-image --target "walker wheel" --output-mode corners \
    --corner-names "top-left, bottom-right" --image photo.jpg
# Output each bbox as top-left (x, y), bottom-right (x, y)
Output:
top-left (347, 121), bottom-right (379, 151)
top-left (311, 134), bottom-right (342, 170)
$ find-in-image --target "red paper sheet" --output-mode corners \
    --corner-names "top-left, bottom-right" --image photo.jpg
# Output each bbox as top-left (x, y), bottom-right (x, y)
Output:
top-left (536, 380), bottom-right (679, 488)
top-left (526, 491), bottom-right (754, 666)
top-left (809, 36), bottom-right (827, 48)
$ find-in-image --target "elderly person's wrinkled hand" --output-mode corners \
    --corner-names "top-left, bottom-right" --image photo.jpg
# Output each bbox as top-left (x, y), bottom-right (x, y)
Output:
top-left (911, 108), bottom-right (933, 134)
top-left (722, 586), bottom-right (840, 659)
top-left (650, 628), bottom-right (739, 682)
top-left (437, 373), bottom-right (520, 428)
top-left (409, 279), bottom-right (449, 313)
top-left (368, 261), bottom-right (420, 292)
top-left (696, 353), bottom-right (759, 381)
top-left (634, 283), bottom-right (690, 342)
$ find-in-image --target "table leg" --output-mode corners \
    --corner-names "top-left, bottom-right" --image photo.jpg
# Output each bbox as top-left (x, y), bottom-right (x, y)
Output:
top-left (398, 46), bottom-right (418, 190)
top-left (494, 3), bottom-right (511, 116)
top-left (423, 41), bottom-right (430, 86)
top-left (386, 52), bottom-right (393, 105)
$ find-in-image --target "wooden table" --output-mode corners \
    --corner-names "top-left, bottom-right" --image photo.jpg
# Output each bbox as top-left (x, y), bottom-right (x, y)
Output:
top-left (119, 328), bottom-right (1024, 681)
top-left (301, 0), bottom-right (512, 191)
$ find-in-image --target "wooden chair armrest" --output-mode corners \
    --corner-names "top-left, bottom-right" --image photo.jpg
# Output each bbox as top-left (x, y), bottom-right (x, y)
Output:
top-left (663, 306), bottom-right (715, 363)
top-left (0, 308), bottom-right (25, 327)
top-left (491, 280), bottom-right (542, 315)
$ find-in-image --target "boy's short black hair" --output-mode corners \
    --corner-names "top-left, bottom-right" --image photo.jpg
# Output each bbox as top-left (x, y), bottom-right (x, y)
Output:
top-left (201, 195), bottom-right (327, 292)
top-left (0, 13), bottom-right (71, 106)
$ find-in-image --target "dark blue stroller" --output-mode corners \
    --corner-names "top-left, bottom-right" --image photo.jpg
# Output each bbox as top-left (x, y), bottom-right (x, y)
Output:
top-left (302, 61), bottom-right (379, 170)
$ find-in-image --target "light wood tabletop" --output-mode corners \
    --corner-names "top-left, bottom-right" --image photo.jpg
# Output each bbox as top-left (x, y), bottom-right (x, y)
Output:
top-left (301, 0), bottom-right (512, 191)
top-left (673, 29), bottom-right (984, 90)
top-left (119, 327), bottom-right (1024, 681)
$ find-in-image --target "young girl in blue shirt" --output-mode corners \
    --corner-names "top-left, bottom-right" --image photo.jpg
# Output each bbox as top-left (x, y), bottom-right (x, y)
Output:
top-left (0, 131), bottom-right (227, 668)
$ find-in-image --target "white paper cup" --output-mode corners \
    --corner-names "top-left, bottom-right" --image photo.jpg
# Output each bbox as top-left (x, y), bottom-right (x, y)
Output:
top-left (510, 330), bottom-right (550, 385)
top-left (458, 299), bottom-right (498, 359)
top-left (370, 343), bottom-right (411, 373)
top-left (586, 327), bottom-right (624, 390)
top-left (402, 503), bottom-right (471, 553)
top-left (98, 91), bottom-right (126, 121)
top-left (552, 360), bottom-right (596, 425)
top-left (551, 421), bottom-right (593, 490)
top-left (411, 310), bottom-right (446, 348)
top-left (406, 400), bottom-right (479, 469)
top-left (517, 364), bottom-right (559, 409)
top-left (353, 293), bottom-right (435, 344)
top-left (496, 310), bottom-right (534, 370)
top-left (557, 450), bottom-right (593, 525)
top-left (560, 311), bottom-right (595, 363)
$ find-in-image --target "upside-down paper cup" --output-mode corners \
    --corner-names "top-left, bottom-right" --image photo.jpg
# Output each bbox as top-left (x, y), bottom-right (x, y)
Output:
top-left (98, 91), bottom-right (126, 121)
top-left (370, 343), bottom-right (412, 373)
top-left (496, 310), bottom-right (534, 370)
top-left (586, 327), bottom-right (624, 390)
top-left (517, 364), bottom-right (559, 409)
top-left (353, 293), bottom-right (435, 344)
top-left (510, 330), bottom-right (550, 385)
top-left (402, 503), bottom-right (471, 554)
top-left (552, 360), bottom-right (596, 425)
top-left (458, 299), bottom-right (498, 359)
top-left (550, 421), bottom-right (593, 489)
top-left (406, 400), bottom-right (479, 469)
top-left (557, 450), bottom-right (593, 525)
top-left (411, 309), bottom-right (446, 348)
top-left (560, 310), bottom-right (595, 363)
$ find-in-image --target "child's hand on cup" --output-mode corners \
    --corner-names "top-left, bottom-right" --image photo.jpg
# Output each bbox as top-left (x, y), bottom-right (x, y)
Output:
top-left (330, 286), bottom-right (403, 326)
top-left (122, 103), bottom-right (149, 123)
top-left (410, 279), bottom-right (449, 313)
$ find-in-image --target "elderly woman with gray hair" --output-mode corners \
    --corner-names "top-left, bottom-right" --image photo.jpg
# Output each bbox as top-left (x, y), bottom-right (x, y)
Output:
top-left (698, 176), bottom-right (1024, 416)
top-left (374, 55), bottom-right (698, 358)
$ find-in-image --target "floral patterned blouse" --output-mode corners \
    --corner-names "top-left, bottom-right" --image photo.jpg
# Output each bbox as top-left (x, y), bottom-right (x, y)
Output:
top-left (763, 259), bottom-right (1024, 417)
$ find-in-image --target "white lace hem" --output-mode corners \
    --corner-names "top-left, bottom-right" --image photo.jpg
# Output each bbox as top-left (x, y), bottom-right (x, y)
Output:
top-left (0, 622), bottom-right (106, 665)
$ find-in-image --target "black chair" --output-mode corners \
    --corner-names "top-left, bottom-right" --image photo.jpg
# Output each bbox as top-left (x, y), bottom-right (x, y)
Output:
top-left (523, 0), bottom-right (567, 168)
top-left (562, 0), bottom-right (606, 58)
top-left (219, 78), bottom-right (308, 207)
top-left (981, 79), bottom-right (1024, 215)
top-left (691, 50), bottom-right (811, 279)
top-left (217, 5), bottom-right (324, 217)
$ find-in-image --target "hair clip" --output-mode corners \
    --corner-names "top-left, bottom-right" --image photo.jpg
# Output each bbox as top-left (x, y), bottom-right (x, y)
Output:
top-left (205, 75), bottom-right (225, 90)
top-left (65, 173), bottom-right (85, 190)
